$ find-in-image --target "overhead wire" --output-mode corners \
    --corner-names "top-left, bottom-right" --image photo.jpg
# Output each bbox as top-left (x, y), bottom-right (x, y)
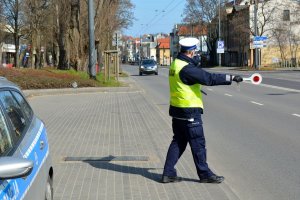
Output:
top-left (137, 0), bottom-right (184, 35)
top-left (143, 0), bottom-right (185, 33)
top-left (137, 0), bottom-right (178, 34)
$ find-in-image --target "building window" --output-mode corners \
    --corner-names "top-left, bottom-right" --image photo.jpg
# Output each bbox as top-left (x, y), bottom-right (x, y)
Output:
top-left (283, 10), bottom-right (290, 21)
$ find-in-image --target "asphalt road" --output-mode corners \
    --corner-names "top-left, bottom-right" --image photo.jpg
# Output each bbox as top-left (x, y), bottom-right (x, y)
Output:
top-left (122, 64), bottom-right (300, 200)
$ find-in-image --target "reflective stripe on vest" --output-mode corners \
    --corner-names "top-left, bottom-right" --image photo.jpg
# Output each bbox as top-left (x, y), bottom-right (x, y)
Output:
top-left (169, 59), bottom-right (203, 108)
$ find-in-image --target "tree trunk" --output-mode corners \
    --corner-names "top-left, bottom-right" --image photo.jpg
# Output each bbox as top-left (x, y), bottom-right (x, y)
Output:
top-left (58, 34), bottom-right (68, 70)
top-left (69, 1), bottom-right (81, 71)
top-left (13, 35), bottom-right (18, 68)
top-left (58, 22), bottom-right (68, 69)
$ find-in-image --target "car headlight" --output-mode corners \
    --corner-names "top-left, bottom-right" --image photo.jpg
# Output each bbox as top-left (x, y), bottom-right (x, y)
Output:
top-left (140, 65), bottom-right (144, 69)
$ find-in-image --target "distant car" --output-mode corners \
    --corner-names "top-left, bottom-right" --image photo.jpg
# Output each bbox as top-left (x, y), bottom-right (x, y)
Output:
top-left (139, 59), bottom-right (158, 75)
top-left (0, 77), bottom-right (53, 200)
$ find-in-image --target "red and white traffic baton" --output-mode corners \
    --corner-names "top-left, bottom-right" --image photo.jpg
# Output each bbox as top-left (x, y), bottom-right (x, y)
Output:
top-left (243, 73), bottom-right (262, 85)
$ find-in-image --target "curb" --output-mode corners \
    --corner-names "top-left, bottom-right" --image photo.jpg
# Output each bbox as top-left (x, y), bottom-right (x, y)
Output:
top-left (23, 77), bottom-right (142, 98)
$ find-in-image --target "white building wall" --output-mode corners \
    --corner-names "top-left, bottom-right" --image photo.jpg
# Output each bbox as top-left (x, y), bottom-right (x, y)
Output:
top-left (239, 0), bottom-right (300, 65)
top-left (242, 0), bottom-right (300, 45)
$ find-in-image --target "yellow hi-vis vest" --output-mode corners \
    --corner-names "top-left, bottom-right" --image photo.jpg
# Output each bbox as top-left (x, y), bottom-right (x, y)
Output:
top-left (169, 59), bottom-right (203, 108)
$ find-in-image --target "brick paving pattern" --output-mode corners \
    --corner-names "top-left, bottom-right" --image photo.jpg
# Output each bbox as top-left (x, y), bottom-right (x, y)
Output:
top-left (27, 79), bottom-right (239, 200)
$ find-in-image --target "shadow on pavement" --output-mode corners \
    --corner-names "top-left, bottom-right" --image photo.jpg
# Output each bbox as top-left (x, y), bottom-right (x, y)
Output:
top-left (84, 160), bottom-right (162, 183)
top-left (83, 155), bottom-right (200, 183)
top-left (266, 91), bottom-right (299, 95)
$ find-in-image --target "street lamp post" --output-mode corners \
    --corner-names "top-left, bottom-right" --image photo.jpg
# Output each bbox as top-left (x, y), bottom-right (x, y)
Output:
top-left (218, 0), bottom-right (221, 67)
top-left (254, 0), bottom-right (259, 69)
top-left (88, 0), bottom-right (96, 79)
top-left (140, 35), bottom-right (142, 61)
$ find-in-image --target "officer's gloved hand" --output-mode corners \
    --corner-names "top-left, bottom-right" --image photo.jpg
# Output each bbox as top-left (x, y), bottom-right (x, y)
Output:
top-left (232, 75), bottom-right (243, 83)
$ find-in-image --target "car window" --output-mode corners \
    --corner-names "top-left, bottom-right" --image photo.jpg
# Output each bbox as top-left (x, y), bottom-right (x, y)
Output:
top-left (142, 60), bottom-right (155, 65)
top-left (0, 91), bottom-right (27, 138)
top-left (11, 91), bottom-right (33, 120)
top-left (0, 110), bottom-right (13, 156)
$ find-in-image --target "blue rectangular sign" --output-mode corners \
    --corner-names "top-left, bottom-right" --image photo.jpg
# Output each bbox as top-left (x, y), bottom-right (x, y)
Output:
top-left (254, 36), bottom-right (268, 41)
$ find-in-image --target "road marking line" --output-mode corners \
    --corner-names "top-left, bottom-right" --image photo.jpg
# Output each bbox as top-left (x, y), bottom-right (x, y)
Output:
top-left (224, 93), bottom-right (232, 97)
top-left (250, 101), bottom-right (264, 106)
top-left (292, 114), bottom-right (300, 118)
top-left (207, 88), bottom-right (213, 91)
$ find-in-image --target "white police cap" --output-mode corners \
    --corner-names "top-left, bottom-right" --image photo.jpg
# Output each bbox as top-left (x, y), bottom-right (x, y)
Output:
top-left (179, 37), bottom-right (200, 51)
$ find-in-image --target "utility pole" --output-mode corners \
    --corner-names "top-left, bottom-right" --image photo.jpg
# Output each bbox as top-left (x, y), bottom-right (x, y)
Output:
top-left (218, 0), bottom-right (221, 67)
top-left (115, 32), bottom-right (118, 51)
top-left (140, 35), bottom-right (142, 61)
top-left (88, 0), bottom-right (96, 79)
top-left (254, 0), bottom-right (259, 69)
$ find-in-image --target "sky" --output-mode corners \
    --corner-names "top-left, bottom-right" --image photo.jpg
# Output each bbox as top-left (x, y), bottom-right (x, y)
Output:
top-left (124, 0), bottom-right (187, 37)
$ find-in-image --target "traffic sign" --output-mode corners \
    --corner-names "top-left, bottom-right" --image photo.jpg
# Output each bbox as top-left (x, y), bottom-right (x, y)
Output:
top-left (254, 36), bottom-right (268, 41)
top-left (217, 48), bottom-right (224, 53)
top-left (217, 41), bottom-right (224, 54)
top-left (217, 41), bottom-right (224, 49)
top-left (253, 36), bottom-right (268, 48)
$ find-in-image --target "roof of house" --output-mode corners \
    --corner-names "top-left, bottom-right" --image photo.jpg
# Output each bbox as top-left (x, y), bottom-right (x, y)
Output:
top-left (157, 38), bottom-right (170, 49)
top-left (122, 36), bottom-right (134, 41)
top-left (177, 24), bottom-right (207, 36)
top-left (132, 38), bottom-right (140, 44)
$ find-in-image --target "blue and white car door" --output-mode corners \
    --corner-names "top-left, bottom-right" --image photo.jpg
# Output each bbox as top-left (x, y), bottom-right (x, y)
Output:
top-left (0, 90), bottom-right (50, 200)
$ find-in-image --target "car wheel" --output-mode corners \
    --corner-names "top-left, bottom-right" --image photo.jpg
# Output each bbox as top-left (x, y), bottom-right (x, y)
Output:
top-left (139, 72), bottom-right (142, 76)
top-left (155, 71), bottom-right (158, 75)
top-left (45, 175), bottom-right (53, 200)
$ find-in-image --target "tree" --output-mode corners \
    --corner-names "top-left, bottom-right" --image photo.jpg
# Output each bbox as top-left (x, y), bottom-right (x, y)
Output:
top-left (0, 1), bottom-right (4, 39)
top-left (53, 0), bottom-right (71, 69)
top-left (92, 0), bottom-right (134, 71)
top-left (182, 0), bottom-right (229, 65)
top-left (23, 0), bottom-right (52, 68)
top-left (94, 0), bottom-right (134, 51)
top-left (249, 0), bottom-right (276, 37)
top-left (0, 1), bottom-right (4, 67)
top-left (51, 0), bottom-right (134, 71)
top-left (271, 0), bottom-right (300, 66)
top-left (0, 0), bottom-right (26, 68)
top-left (227, 6), bottom-right (251, 66)
top-left (1, 0), bottom-right (134, 71)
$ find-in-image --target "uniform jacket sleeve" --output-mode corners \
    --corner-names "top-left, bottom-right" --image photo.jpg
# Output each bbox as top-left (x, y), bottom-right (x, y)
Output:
top-left (179, 64), bottom-right (232, 86)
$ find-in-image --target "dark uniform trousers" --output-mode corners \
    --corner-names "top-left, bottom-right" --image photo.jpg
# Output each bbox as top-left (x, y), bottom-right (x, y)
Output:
top-left (163, 116), bottom-right (213, 179)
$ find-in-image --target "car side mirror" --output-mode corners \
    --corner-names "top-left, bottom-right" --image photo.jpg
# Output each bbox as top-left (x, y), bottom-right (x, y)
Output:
top-left (0, 157), bottom-right (33, 180)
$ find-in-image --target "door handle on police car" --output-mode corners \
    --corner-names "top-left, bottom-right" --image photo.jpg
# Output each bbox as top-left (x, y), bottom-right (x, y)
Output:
top-left (40, 140), bottom-right (45, 150)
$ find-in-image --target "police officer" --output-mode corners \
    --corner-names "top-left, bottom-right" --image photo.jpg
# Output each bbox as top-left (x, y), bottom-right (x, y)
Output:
top-left (161, 37), bottom-right (243, 184)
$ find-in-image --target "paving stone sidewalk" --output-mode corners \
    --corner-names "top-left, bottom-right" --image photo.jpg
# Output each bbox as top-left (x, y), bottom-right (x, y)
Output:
top-left (26, 77), bottom-right (239, 200)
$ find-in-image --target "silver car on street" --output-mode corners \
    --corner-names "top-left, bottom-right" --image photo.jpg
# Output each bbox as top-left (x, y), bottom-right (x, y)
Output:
top-left (139, 59), bottom-right (158, 75)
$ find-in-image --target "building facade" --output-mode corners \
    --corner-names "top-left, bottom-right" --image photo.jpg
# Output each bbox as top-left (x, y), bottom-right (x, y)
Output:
top-left (157, 37), bottom-right (171, 66)
top-left (223, 0), bottom-right (300, 67)
top-left (170, 24), bottom-right (208, 63)
top-left (0, 24), bottom-right (15, 68)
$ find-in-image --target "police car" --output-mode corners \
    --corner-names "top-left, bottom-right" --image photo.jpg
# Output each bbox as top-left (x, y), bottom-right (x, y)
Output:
top-left (0, 77), bottom-right (53, 200)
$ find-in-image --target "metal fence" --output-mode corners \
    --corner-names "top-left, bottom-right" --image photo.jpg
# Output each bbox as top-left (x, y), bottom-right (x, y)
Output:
top-left (274, 58), bottom-right (300, 68)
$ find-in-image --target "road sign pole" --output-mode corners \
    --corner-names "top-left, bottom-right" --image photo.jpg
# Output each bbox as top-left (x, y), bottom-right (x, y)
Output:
top-left (88, 0), bottom-right (96, 79)
top-left (218, 0), bottom-right (221, 67)
top-left (254, 0), bottom-right (259, 70)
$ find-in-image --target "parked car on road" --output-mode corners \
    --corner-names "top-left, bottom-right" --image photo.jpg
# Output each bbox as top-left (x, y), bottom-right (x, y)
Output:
top-left (0, 77), bottom-right (53, 200)
top-left (139, 59), bottom-right (158, 75)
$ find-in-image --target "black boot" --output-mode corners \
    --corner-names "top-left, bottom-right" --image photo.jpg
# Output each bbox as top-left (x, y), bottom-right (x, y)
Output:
top-left (161, 175), bottom-right (182, 183)
top-left (200, 175), bottom-right (224, 183)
